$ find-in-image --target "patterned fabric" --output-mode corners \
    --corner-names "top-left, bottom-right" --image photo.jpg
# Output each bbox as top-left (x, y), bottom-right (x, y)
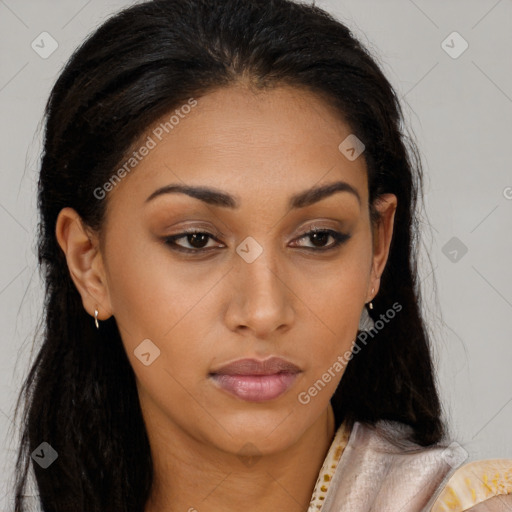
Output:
top-left (308, 420), bottom-right (351, 511)
top-left (308, 421), bottom-right (512, 512)
top-left (431, 459), bottom-right (512, 511)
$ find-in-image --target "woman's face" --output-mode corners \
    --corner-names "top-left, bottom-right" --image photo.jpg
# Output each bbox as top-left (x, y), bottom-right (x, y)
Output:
top-left (59, 83), bottom-right (396, 457)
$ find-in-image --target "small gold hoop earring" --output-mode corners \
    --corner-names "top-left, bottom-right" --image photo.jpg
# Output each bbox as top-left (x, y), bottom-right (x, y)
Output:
top-left (94, 308), bottom-right (99, 329)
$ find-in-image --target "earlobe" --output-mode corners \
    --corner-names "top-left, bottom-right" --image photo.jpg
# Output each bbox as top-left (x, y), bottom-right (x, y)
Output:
top-left (55, 207), bottom-right (112, 321)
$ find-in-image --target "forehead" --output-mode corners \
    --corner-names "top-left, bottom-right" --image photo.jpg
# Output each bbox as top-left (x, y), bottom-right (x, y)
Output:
top-left (106, 83), bottom-right (368, 211)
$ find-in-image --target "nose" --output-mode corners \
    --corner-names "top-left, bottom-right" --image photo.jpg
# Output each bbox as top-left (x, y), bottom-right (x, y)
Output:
top-left (224, 248), bottom-right (295, 338)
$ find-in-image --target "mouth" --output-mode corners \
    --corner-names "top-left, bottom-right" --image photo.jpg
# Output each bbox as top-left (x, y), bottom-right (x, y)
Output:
top-left (209, 357), bottom-right (301, 402)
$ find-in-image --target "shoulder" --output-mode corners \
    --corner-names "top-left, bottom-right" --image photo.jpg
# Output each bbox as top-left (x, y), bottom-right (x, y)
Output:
top-left (320, 420), bottom-right (460, 510)
top-left (321, 421), bottom-right (512, 512)
top-left (430, 459), bottom-right (512, 511)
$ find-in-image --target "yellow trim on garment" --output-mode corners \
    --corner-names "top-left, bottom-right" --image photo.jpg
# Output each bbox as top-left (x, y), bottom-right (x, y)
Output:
top-left (308, 421), bottom-right (351, 511)
top-left (431, 459), bottom-right (512, 511)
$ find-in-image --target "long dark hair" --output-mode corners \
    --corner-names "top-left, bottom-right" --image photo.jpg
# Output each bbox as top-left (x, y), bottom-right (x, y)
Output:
top-left (12, 0), bottom-right (445, 510)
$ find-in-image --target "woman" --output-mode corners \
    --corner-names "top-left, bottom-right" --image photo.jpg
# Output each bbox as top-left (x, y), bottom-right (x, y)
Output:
top-left (11, 0), bottom-right (511, 510)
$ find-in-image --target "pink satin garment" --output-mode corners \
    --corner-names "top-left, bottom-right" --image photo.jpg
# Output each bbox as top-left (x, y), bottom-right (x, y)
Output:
top-left (312, 420), bottom-right (499, 512)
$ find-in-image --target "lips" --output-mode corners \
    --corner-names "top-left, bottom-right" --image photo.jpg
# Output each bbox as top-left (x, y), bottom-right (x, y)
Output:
top-left (209, 357), bottom-right (301, 402)
top-left (210, 356), bottom-right (301, 376)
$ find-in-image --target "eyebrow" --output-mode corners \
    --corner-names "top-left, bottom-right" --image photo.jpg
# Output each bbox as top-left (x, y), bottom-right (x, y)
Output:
top-left (145, 180), bottom-right (361, 209)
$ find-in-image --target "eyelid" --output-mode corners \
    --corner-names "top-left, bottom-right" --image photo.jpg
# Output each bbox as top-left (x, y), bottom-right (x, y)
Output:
top-left (295, 221), bottom-right (345, 237)
top-left (161, 220), bottom-right (350, 254)
top-left (292, 227), bottom-right (350, 249)
top-left (162, 227), bottom-right (224, 254)
top-left (172, 225), bottom-right (221, 237)
top-left (164, 224), bottom-right (225, 241)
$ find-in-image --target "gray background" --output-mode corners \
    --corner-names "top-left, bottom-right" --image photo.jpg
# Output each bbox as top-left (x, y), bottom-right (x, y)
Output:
top-left (1, 0), bottom-right (511, 507)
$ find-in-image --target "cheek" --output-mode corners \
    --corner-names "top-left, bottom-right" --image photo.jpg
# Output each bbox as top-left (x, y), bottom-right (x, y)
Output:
top-left (294, 254), bottom-right (370, 373)
top-left (294, 281), bottom-right (364, 409)
top-left (104, 235), bottom-right (220, 375)
top-left (105, 228), bottom-right (191, 332)
top-left (299, 252), bottom-right (369, 323)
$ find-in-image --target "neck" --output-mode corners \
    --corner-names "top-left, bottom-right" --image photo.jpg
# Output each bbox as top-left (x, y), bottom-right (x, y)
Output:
top-left (145, 405), bottom-right (336, 512)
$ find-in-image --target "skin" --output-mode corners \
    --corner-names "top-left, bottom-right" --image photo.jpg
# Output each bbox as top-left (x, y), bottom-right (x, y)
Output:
top-left (56, 82), bottom-right (397, 512)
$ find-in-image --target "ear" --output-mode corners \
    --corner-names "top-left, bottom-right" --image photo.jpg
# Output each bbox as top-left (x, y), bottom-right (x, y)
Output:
top-left (367, 193), bottom-right (397, 301)
top-left (55, 207), bottom-right (112, 321)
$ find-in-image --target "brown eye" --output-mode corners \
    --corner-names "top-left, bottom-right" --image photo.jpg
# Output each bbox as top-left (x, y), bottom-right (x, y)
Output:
top-left (308, 231), bottom-right (331, 247)
top-left (181, 233), bottom-right (210, 249)
top-left (293, 229), bottom-right (350, 251)
top-left (163, 230), bottom-right (224, 253)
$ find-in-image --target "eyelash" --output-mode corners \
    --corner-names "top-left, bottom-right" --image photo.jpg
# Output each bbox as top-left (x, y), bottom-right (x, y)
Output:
top-left (163, 227), bottom-right (350, 255)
